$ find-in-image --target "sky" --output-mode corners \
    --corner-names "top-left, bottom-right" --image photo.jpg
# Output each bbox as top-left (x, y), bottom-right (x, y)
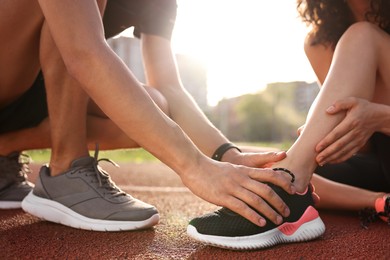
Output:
top-left (171, 0), bottom-right (317, 105)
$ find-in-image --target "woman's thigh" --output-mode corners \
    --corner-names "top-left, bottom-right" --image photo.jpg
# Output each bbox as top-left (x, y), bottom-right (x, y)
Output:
top-left (361, 24), bottom-right (390, 104)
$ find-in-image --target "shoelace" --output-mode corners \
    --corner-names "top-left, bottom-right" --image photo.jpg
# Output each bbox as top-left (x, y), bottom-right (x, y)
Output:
top-left (18, 153), bottom-right (32, 179)
top-left (359, 197), bottom-right (390, 229)
top-left (0, 152), bottom-right (31, 182)
top-left (90, 146), bottom-right (127, 199)
top-left (359, 208), bottom-right (379, 229)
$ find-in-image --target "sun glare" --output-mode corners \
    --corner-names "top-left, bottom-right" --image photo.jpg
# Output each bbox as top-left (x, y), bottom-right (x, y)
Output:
top-left (173, 0), bottom-right (316, 105)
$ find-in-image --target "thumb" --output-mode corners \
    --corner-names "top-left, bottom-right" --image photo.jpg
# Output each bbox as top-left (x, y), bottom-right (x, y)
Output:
top-left (256, 151), bottom-right (286, 167)
top-left (326, 97), bottom-right (355, 114)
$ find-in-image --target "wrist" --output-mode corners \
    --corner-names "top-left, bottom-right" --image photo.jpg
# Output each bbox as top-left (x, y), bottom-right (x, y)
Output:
top-left (220, 147), bottom-right (242, 163)
top-left (211, 143), bottom-right (241, 162)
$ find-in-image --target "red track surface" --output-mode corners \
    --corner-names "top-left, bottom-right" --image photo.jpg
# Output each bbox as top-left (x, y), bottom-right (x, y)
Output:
top-left (1, 162), bottom-right (390, 259)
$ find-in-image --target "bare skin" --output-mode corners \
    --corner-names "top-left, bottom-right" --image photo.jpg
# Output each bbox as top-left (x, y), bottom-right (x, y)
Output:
top-left (0, 0), bottom-right (295, 227)
top-left (272, 21), bottom-right (390, 195)
top-left (286, 0), bottom-right (390, 210)
top-left (312, 0), bottom-right (390, 165)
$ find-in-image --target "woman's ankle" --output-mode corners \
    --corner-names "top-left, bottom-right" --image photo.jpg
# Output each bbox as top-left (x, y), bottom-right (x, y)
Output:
top-left (272, 163), bottom-right (314, 193)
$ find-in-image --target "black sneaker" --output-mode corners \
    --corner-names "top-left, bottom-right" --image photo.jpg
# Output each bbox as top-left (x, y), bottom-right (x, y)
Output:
top-left (22, 149), bottom-right (159, 231)
top-left (359, 194), bottom-right (390, 228)
top-left (0, 152), bottom-right (34, 209)
top-left (187, 184), bottom-right (325, 250)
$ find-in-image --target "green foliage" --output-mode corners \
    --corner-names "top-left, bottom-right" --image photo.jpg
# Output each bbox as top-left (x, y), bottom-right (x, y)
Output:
top-left (25, 148), bottom-right (158, 164)
top-left (209, 81), bottom-right (318, 143)
top-left (235, 93), bottom-right (294, 142)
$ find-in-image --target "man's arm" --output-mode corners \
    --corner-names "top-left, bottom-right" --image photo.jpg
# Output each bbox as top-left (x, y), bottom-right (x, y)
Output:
top-left (140, 34), bottom-right (285, 167)
top-left (36, 0), bottom-right (295, 227)
top-left (140, 34), bottom-right (231, 156)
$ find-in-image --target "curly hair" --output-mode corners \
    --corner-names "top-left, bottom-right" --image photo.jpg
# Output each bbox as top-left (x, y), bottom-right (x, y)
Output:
top-left (297, 0), bottom-right (390, 48)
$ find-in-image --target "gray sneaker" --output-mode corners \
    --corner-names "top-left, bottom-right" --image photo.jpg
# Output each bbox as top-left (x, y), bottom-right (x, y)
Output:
top-left (22, 151), bottom-right (159, 231)
top-left (0, 152), bottom-right (34, 209)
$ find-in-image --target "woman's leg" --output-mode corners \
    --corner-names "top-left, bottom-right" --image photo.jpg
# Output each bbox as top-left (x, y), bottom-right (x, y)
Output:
top-left (273, 22), bottom-right (390, 192)
top-left (312, 174), bottom-right (385, 210)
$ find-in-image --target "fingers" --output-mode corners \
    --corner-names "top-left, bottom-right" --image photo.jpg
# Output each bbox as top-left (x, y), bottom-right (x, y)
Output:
top-left (219, 167), bottom-right (295, 227)
top-left (326, 97), bottom-right (355, 115)
top-left (223, 197), bottom-right (267, 227)
top-left (224, 182), bottom-right (288, 226)
top-left (188, 160), bottom-right (297, 228)
top-left (251, 151), bottom-right (287, 167)
top-left (248, 168), bottom-right (296, 195)
top-left (317, 97), bottom-right (355, 153)
top-left (233, 188), bottom-right (284, 225)
top-left (316, 118), bottom-right (351, 154)
top-left (317, 97), bottom-right (370, 165)
top-left (316, 127), bottom-right (364, 165)
top-left (315, 109), bottom-right (354, 153)
top-left (244, 181), bottom-right (289, 220)
top-left (317, 142), bottom-right (359, 165)
top-left (246, 168), bottom-right (294, 223)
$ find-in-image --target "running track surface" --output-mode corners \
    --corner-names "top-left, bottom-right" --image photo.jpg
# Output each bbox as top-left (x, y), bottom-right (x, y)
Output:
top-left (1, 162), bottom-right (389, 259)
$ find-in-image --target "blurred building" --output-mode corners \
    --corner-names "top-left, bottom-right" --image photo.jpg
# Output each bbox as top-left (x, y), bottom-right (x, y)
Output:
top-left (294, 81), bottom-right (319, 112)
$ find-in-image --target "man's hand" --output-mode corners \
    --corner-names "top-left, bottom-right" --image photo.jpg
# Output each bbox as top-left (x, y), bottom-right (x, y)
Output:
top-left (315, 97), bottom-right (380, 165)
top-left (221, 148), bottom-right (287, 168)
top-left (181, 156), bottom-right (296, 227)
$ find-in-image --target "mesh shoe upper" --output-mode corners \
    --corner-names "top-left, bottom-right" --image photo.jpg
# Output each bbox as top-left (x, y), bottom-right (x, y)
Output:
top-left (32, 153), bottom-right (158, 221)
top-left (359, 194), bottom-right (390, 227)
top-left (189, 184), bottom-right (316, 237)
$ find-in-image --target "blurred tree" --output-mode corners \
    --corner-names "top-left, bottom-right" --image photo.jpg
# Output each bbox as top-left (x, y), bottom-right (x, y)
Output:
top-left (208, 81), bottom-right (318, 143)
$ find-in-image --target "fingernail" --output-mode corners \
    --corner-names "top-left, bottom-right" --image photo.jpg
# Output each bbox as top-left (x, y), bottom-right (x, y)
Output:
top-left (284, 207), bottom-right (290, 217)
top-left (317, 157), bottom-right (324, 165)
top-left (259, 218), bottom-right (266, 226)
top-left (276, 215), bottom-right (283, 225)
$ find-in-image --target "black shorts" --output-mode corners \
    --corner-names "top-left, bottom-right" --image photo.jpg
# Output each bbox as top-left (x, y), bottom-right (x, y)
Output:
top-left (103, 0), bottom-right (177, 40)
top-left (0, 72), bottom-right (47, 134)
top-left (315, 133), bottom-right (390, 192)
top-left (0, 0), bottom-right (177, 134)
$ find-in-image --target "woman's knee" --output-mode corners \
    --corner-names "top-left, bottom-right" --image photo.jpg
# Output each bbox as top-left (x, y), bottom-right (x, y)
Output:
top-left (341, 22), bottom-right (382, 46)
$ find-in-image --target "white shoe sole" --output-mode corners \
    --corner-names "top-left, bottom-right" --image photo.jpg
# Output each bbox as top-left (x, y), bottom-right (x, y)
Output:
top-left (22, 191), bottom-right (159, 231)
top-left (0, 201), bottom-right (22, 209)
top-left (187, 207), bottom-right (325, 250)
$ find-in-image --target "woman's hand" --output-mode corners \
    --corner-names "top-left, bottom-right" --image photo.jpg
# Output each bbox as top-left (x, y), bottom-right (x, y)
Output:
top-left (315, 97), bottom-right (381, 165)
top-left (181, 156), bottom-right (296, 227)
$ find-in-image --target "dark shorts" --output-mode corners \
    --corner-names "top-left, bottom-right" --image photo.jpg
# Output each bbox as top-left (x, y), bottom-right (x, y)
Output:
top-left (0, 0), bottom-right (177, 133)
top-left (0, 72), bottom-right (47, 134)
top-left (103, 0), bottom-right (177, 39)
top-left (315, 133), bottom-right (390, 192)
